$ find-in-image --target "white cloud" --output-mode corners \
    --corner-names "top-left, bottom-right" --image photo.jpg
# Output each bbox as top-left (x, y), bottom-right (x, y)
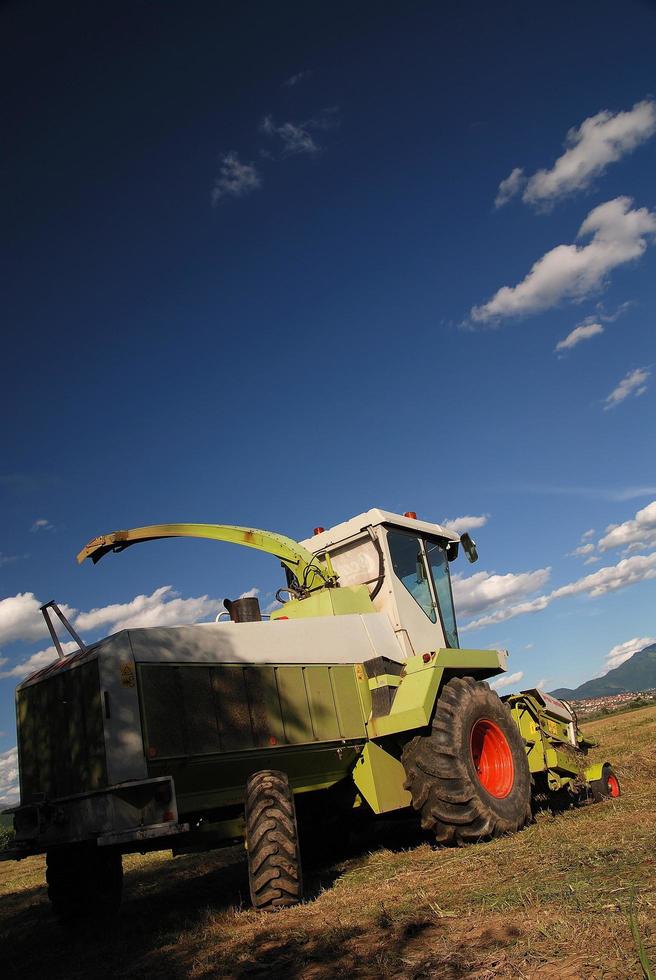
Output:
top-left (552, 552), bottom-right (656, 599)
top-left (555, 320), bottom-right (604, 353)
top-left (494, 167), bottom-right (526, 208)
top-left (238, 587), bottom-right (260, 599)
top-left (471, 197), bottom-right (656, 323)
top-left (522, 99), bottom-right (656, 209)
top-left (283, 70), bottom-right (311, 88)
top-left (442, 514), bottom-right (489, 534)
top-left (601, 636), bottom-right (656, 675)
top-left (452, 567), bottom-right (550, 617)
top-left (604, 367), bottom-right (650, 410)
top-left (0, 553), bottom-right (20, 567)
top-left (0, 592), bottom-right (75, 645)
top-left (0, 641), bottom-right (78, 680)
top-left (463, 550), bottom-right (656, 630)
top-left (30, 518), bottom-right (54, 533)
top-left (534, 677), bottom-right (547, 689)
top-left (0, 745), bottom-right (18, 808)
top-left (569, 543), bottom-right (595, 558)
top-left (211, 152), bottom-right (261, 205)
top-left (582, 528), bottom-right (595, 540)
top-left (75, 586), bottom-right (220, 634)
top-left (598, 500), bottom-right (656, 552)
top-left (490, 670), bottom-right (524, 691)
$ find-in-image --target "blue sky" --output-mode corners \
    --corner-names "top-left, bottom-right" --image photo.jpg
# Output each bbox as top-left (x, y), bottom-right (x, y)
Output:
top-left (2, 1), bottom-right (656, 802)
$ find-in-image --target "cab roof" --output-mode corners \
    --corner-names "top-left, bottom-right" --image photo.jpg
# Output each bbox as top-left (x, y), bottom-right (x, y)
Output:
top-left (300, 509), bottom-right (460, 552)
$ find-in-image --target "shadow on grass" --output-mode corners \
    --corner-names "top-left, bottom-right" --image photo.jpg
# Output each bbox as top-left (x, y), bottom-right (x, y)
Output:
top-left (0, 818), bottom-right (436, 980)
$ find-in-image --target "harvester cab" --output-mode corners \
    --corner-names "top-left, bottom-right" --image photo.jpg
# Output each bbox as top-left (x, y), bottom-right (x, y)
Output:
top-left (3, 508), bottom-right (621, 916)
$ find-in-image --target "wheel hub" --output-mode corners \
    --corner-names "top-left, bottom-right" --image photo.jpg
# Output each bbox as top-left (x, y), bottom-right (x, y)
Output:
top-left (470, 718), bottom-right (514, 798)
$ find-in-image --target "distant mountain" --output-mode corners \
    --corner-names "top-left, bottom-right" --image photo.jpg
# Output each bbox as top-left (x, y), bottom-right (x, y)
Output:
top-left (550, 643), bottom-right (656, 700)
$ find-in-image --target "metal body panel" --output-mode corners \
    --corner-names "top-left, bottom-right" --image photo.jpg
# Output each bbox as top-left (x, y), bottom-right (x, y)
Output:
top-left (125, 614), bottom-right (406, 666)
top-left (11, 776), bottom-right (179, 850)
top-left (147, 742), bottom-right (364, 810)
top-left (17, 658), bottom-right (107, 803)
top-left (353, 742), bottom-right (412, 814)
top-left (369, 649), bottom-right (507, 737)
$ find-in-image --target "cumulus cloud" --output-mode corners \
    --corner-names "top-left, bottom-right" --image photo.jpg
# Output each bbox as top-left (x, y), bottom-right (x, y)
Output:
top-left (604, 367), bottom-right (650, 410)
top-left (260, 108), bottom-right (338, 157)
top-left (490, 670), bottom-right (524, 691)
top-left (463, 550), bottom-right (656, 630)
top-left (75, 586), bottom-right (221, 634)
top-left (569, 543), bottom-right (595, 558)
top-left (471, 197), bottom-right (656, 323)
top-left (601, 636), bottom-right (656, 675)
top-left (523, 99), bottom-right (656, 209)
top-left (442, 514), bottom-right (489, 534)
top-left (0, 592), bottom-right (74, 645)
top-left (555, 320), bottom-right (604, 353)
top-left (211, 152), bottom-right (261, 206)
top-left (494, 167), bottom-right (526, 208)
top-left (598, 500), bottom-right (656, 552)
top-left (0, 641), bottom-right (78, 680)
top-left (552, 552), bottom-right (656, 599)
top-left (0, 745), bottom-right (18, 807)
top-left (452, 567), bottom-right (550, 617)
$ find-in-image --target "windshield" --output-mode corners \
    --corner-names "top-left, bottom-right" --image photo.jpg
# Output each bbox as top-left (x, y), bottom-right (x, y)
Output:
top-left (425, 540), bottom-right (459, 648)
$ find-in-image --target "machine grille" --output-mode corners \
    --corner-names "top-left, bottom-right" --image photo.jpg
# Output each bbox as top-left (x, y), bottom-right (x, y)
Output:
top-left (17, 660), bottom-right (107, 802)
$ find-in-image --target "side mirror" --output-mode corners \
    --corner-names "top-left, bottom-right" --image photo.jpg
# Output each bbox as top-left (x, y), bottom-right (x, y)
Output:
top-left (460, 533), bottom-right (478, 564)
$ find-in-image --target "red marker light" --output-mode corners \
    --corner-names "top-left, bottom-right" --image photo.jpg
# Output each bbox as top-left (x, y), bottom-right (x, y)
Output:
top-left (313, 526), bottom-right (325, 535)
top-left (162, 810), bottom-right (175, 822)
top-left (404, 511), bottom-right (417, 519)
top-left (422, 653), bottom-right (432, 663)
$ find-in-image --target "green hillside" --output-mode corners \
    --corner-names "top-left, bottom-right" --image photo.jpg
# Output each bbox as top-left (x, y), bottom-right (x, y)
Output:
top-left (551, 642), bottom-right (656, 699)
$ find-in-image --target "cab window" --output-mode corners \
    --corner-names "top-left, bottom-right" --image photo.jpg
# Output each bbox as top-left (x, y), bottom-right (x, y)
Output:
top-left (426, 540), bottom-right (459, 648)
top-left (387, 531), bottom-right (436, 623)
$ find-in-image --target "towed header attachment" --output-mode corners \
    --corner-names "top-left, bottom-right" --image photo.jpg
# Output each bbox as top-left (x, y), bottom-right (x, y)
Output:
top-left (77, 523), bottom-right (335, 593)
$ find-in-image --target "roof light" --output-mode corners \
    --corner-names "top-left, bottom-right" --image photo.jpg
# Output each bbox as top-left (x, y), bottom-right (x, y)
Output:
top-left (313, 526), bottom-right (325, 535)
top-left (404, 511), bottom-right (417, 519)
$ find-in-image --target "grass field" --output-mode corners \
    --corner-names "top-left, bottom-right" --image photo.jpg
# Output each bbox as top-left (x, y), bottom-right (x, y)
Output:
top-left (1, 706), bottom-right (655, 979)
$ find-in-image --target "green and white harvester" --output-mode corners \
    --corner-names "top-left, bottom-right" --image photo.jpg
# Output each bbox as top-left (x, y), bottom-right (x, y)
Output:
top-left (3, 509), bottom-right (620, 913)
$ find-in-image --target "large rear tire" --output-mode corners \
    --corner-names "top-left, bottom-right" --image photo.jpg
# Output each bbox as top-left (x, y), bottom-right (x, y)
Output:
top-left (46, 844), bottom-right (123, 919)
top-left (402, 676), bottom-right (532, 845)
top-left (245, 770), bottom-right (303, 909)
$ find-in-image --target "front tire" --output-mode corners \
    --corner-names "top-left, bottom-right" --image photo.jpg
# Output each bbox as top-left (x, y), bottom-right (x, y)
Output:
top-left (402, 676), bottom-right (532, 845)
top-left (590, 763), bottom-right (621, 801)
top-left (244, 770), bottom-right (303, 909)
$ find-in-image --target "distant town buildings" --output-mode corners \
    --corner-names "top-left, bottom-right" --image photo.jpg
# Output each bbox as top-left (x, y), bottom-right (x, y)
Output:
top-left (571, 688), bottom-right (656, 719)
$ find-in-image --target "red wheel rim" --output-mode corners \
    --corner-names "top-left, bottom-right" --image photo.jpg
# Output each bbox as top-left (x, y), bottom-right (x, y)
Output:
top-left (470, 719), bottom-right (514, 799)
top-left (607, 773), bottom-right (620, 798)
